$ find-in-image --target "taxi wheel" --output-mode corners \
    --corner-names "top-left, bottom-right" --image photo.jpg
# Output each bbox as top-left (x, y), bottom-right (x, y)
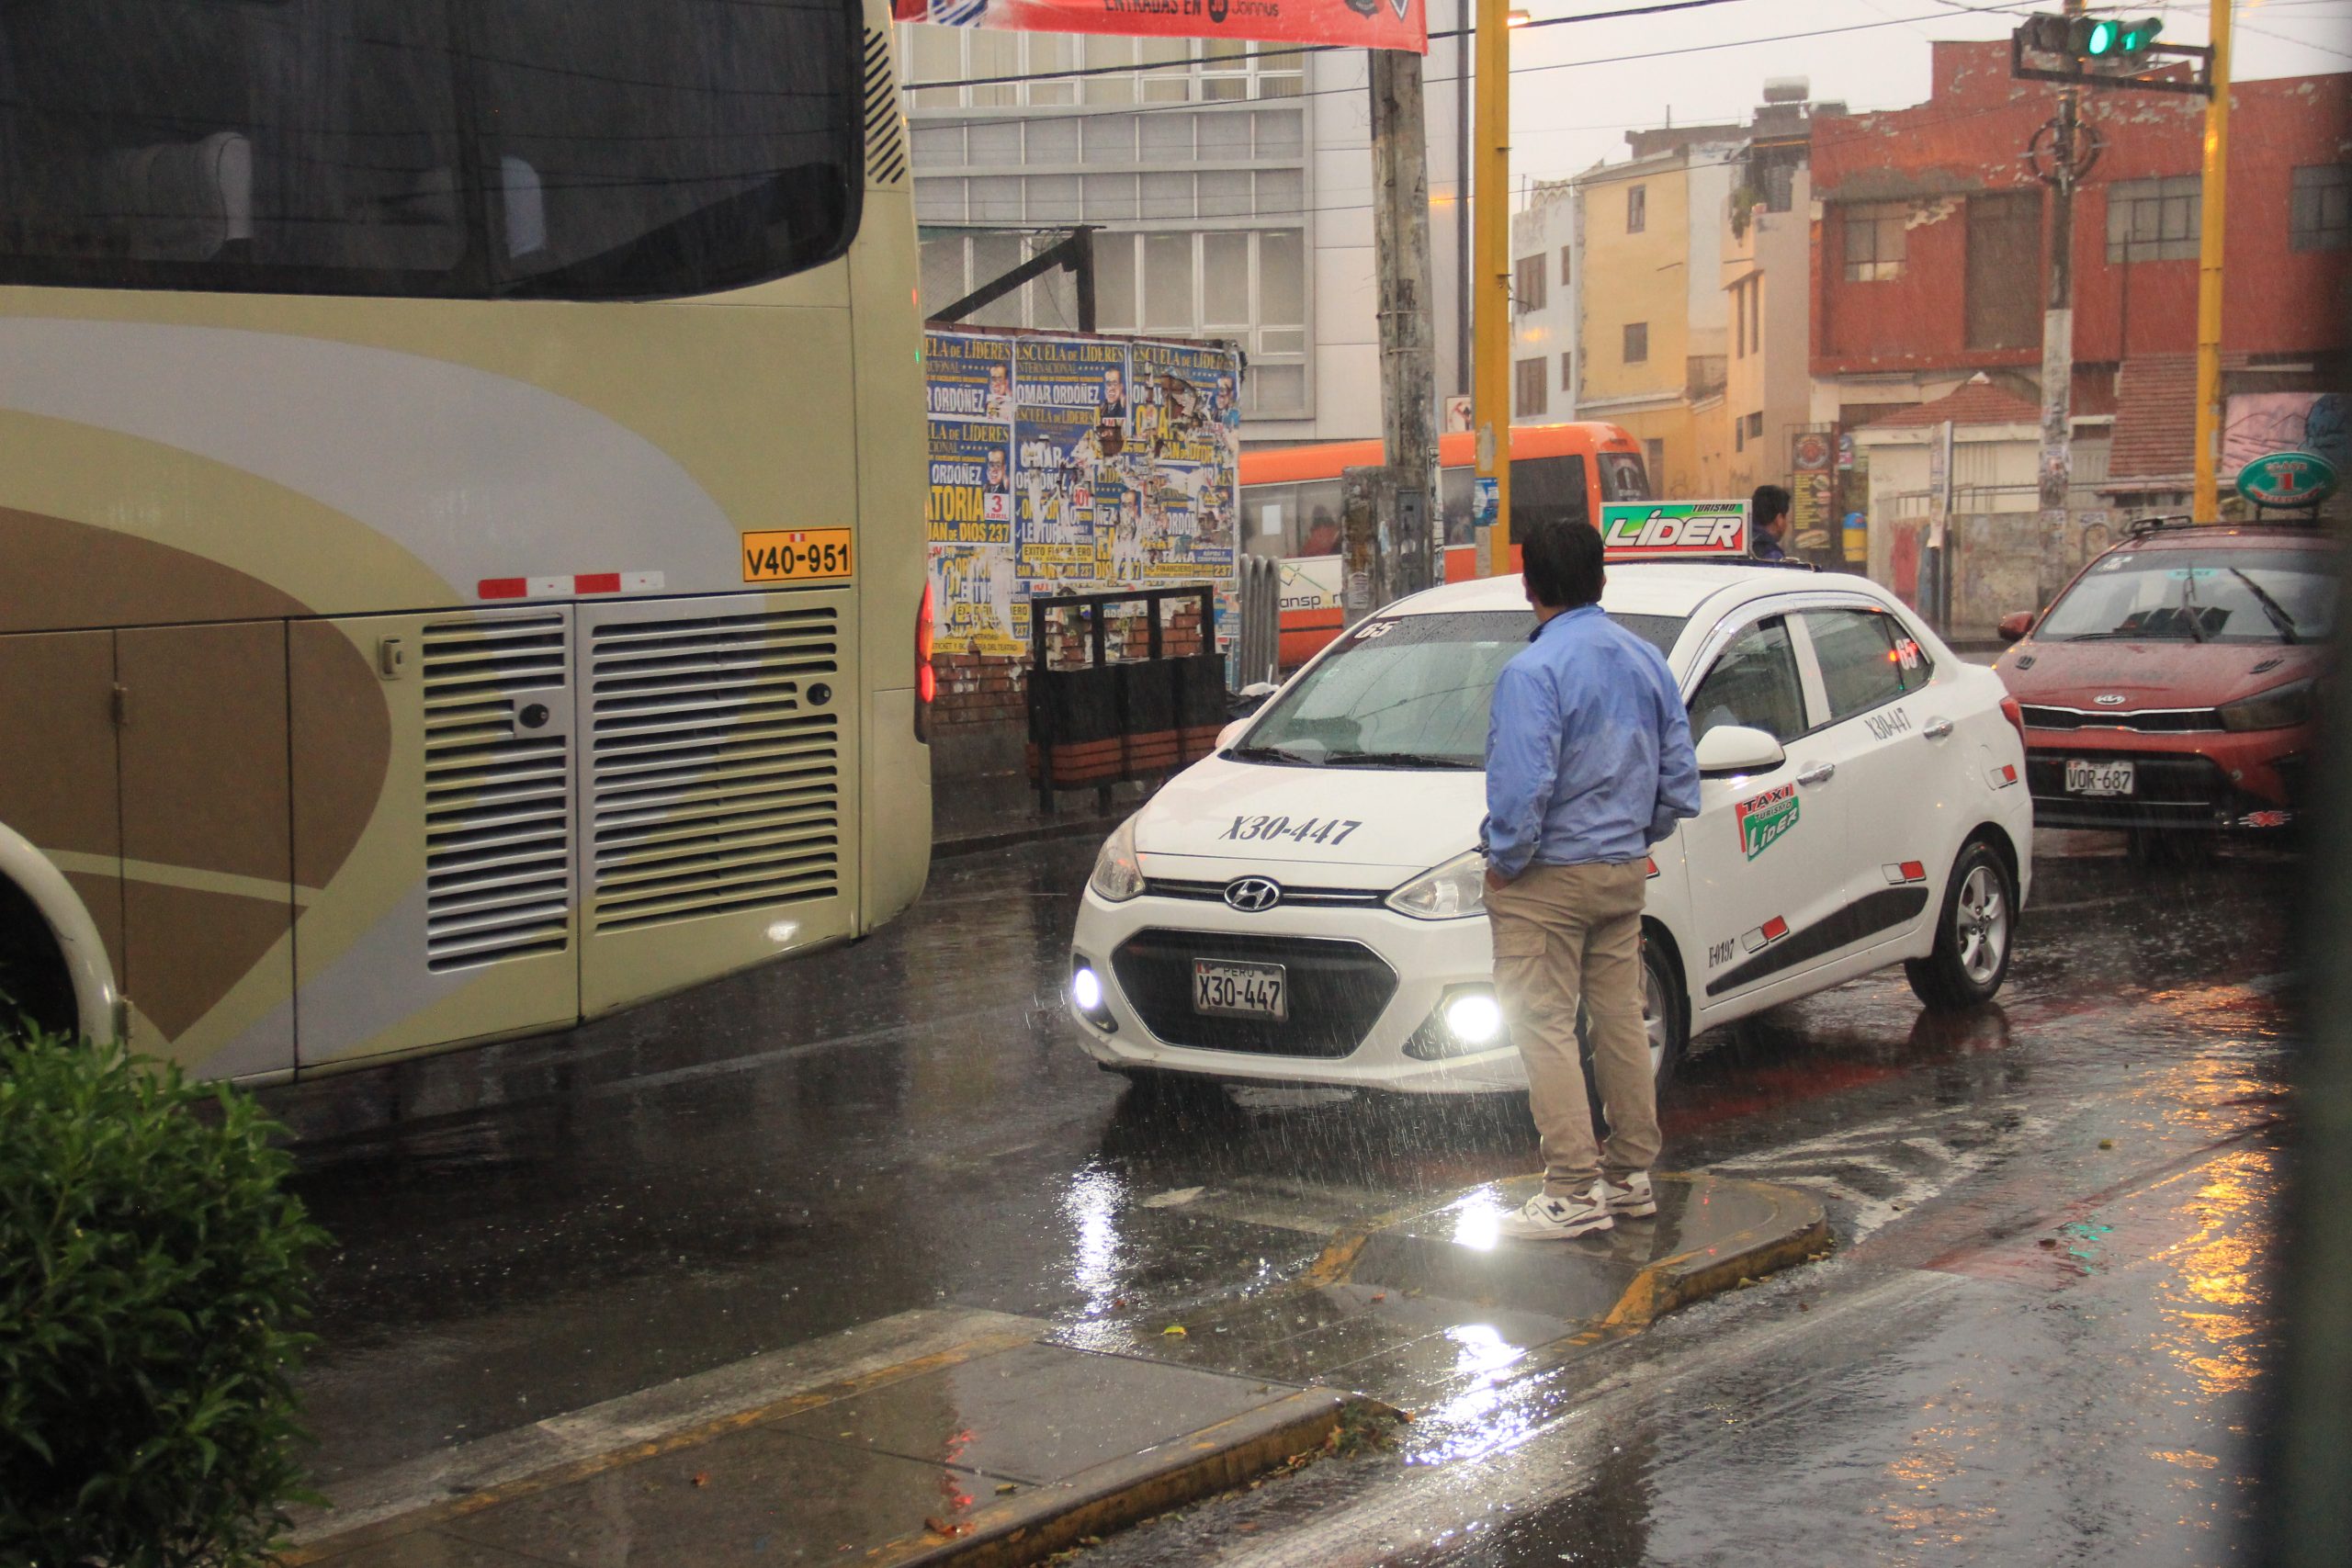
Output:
top-left (1905, 841), bottom-right (2016, 1012)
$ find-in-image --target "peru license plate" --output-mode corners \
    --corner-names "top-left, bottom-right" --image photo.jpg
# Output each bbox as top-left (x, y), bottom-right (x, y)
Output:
top-left (1192, 960), bottom-right (1287, 1021)
top-left (2064, 758), bottom-right (2136, 796)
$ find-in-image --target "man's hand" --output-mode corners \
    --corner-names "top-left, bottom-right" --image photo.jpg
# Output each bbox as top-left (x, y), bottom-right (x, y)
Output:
top-left (1484, 865), bottom-right (1514, 894)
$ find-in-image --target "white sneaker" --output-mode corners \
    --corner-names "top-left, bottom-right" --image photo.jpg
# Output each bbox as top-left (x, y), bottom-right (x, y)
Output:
top-left (1602, 1172), bottom-right (1657, 1218)
top-left (1496, 1183), bottom-right (1614, 1241)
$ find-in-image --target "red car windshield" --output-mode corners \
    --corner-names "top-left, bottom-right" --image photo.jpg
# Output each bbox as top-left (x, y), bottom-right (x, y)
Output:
top-left (2039, 547), bottom-right (2338, 645)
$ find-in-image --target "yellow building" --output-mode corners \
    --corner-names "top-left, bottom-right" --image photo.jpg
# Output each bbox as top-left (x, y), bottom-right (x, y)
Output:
top-left (1569, 130), bottom-right (1735, 499)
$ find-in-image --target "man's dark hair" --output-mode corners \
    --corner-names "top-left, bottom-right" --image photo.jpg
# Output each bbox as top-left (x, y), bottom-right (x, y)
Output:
top-left (1752, 483), bottom-right (1792, 524)
top-left (1521, 520), bottom-right (1605, 610)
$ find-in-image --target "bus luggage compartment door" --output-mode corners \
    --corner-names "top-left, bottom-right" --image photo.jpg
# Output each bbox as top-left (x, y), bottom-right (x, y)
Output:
top-left (291, 608), bottom-right (581, 1068)
top-left (573, 590), bottom-right (858, 1017)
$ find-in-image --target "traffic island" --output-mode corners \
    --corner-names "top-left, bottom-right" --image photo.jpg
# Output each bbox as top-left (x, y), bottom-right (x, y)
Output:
top-left (278, 1308), bottom-right (1366, 1568)
top-left (1056, 1172), bottom-right (1831, 1437)
top-left (280, 1176), bottom-right (1823, 1567)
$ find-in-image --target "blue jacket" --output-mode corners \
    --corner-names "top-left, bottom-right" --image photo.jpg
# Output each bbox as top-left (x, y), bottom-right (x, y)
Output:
top-left (1482, 605), bottom-right (1701, 876)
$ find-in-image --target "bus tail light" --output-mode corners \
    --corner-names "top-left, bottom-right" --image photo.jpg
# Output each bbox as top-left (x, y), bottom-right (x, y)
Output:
top-left (915, 581), bottom-right (936, 742)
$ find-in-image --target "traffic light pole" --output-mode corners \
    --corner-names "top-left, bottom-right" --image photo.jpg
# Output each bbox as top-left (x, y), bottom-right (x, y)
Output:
top-left (2192, 0), bottom-right (2233, 523)
top-left (1473, 0), bottom-right (1512, 578)
top-left (2035, 0), bottom-right (2084, 604)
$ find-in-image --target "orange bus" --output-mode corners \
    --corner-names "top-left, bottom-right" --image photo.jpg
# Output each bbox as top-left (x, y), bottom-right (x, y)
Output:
top-left (1238, 422), bottom-right (1651, 667)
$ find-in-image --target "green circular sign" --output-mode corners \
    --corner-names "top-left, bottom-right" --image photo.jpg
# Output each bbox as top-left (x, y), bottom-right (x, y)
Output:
top-left (2236, 449), bottom-right (2339, 509)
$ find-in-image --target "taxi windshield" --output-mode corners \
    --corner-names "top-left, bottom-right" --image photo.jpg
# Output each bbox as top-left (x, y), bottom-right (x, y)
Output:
top-left (2039, 547), bottom-right (2338, 644)
top-left (1236, 610), bottom-right (1686, 768)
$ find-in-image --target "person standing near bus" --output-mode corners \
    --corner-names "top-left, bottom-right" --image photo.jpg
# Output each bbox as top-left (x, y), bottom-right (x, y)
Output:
top-left (1482, 521), bottom-right (1699, 1241)
top-left (1751, 483), bottom-right (1792, 562)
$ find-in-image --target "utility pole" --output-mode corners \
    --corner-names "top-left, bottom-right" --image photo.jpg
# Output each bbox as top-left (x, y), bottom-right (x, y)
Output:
top-left (1473, 0), bottom-right (1512, 576)
top-left (1371, 50), bottom-right (1440, 597)
top-left (2034, 0), bottom-right (2085, 604)
top-left (2192, 0), bottom-right (2233, 523)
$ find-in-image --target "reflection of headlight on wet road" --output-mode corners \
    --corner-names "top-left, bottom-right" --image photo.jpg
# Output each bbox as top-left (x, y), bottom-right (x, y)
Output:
top-left (1444, 991), bottom-right (1503, 1044)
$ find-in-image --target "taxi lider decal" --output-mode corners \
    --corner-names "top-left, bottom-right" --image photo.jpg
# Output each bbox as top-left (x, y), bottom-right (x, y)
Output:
top-left (1735, 783), bottom-right (1800, 860)
top-left (1599, 502), bottom-right (1750, 560)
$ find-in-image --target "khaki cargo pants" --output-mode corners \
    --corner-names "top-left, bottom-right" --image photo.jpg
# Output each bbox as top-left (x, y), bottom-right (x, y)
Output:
top-left (1486, 859), bottom-right (1660, 1197)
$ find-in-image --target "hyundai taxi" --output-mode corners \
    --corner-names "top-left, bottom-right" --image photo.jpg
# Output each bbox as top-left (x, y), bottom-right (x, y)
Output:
top-left (1068, 516), bottom-right (2035, 1094)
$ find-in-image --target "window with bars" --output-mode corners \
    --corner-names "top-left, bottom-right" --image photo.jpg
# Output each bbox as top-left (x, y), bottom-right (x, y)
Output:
top-left (1626, 185), bottom-right (1646, 234)
top-left (1515, 357), bottom-right (1548, 418)
top-left (1514, 254), bottom-right (1547, 312)
top-left (1623, 321), bottom-right (1648, 364)
top-left (1842, 201), bottom-right (1906, 281)
top-left (2291, 164), bottom-right (2351, 253)
top-left (923, 227), bottom-right (1307, 415)
top-left (905, 25), bottom-right (1300, 108)
top-left (2106, 175), bottom-right (2200, 263)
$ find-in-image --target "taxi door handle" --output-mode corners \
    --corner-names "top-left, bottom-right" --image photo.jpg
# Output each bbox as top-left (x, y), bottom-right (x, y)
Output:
top-left (1923, 716), bottom-right (1955, 740)
top-left (1795, 761), bottom-right (1837, 787)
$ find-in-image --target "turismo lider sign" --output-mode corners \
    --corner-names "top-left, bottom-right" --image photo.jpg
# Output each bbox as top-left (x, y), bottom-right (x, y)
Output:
top-left (891, 0), bottom-right (1427, 53)
top-left (1599, 502), bottom-right (1751, 561)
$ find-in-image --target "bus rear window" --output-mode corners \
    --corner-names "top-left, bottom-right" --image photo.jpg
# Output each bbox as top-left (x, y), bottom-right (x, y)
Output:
top-left (1599, 452), bottom-right (1651, 502)
top-left (0, 0), bottom-right (860, 300)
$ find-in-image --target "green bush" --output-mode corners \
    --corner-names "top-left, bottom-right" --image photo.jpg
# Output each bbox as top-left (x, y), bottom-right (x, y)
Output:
top-left (0, 1033), bottom-right (326, 1567)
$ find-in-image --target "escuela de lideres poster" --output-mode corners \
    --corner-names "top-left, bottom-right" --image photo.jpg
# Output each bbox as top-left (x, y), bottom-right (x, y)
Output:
top-left (924, 331), bottom-right (1242, 656)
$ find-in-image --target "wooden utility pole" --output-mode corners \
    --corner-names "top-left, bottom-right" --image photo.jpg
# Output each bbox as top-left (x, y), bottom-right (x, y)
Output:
top-left (1371, 50), bottom-right (1440, 597)
top-left (2192, 0), bottom-right (2233, 523)
top-left (1473, 0), bottom-right (1512, 576)
top-left (2035, 0), bottom-right (2085, 602)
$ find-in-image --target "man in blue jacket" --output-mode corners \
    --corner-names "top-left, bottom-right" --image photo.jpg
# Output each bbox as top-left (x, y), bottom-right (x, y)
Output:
top-left (1483, 521), bottom-right (1700, 1240)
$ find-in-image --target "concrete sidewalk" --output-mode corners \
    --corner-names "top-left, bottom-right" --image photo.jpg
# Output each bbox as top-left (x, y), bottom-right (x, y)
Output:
top-left (282, 1174), bottom-right (1824, 1567)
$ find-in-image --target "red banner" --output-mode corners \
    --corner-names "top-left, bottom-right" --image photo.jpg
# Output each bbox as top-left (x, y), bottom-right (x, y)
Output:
top-left (893, 0), bottom-right (1427, 55)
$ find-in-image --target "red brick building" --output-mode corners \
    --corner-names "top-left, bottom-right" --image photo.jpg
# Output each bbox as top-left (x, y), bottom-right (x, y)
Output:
top-left (1809, 39), bottom-right (2351, 503)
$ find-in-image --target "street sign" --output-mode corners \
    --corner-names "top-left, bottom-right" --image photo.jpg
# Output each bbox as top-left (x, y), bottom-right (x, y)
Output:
top-left (2235, 449), bottom-right (2340, 509)
top-left (1599, 502), bottom-right (1750, 560)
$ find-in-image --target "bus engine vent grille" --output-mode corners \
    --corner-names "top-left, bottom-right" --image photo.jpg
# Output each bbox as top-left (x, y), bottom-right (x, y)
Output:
top-left (864, 28), bottom-right (907, 186)
top-left (587, 607), bottom-right (842, 933)
top-left (421, 614), bottom-right (573, 971)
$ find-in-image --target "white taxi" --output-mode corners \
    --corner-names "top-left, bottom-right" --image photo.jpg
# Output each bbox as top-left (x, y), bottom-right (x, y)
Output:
top-left (1067, 544), bottom-right (2035, 1095)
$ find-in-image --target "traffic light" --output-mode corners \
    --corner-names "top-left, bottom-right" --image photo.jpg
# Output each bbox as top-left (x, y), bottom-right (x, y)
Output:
top-left (2075, 15), bottom-right (2161, 63)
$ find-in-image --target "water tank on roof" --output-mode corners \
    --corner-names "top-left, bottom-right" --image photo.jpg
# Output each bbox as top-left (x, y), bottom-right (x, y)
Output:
top-left (1761, 76), bottom-right (1810, 105)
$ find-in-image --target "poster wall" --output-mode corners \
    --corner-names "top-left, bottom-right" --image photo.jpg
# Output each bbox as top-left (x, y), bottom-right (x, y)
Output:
top-left (924, 328), bottom-right (1243, 655)
top-left (892, 0), bottom-right (1426, 54)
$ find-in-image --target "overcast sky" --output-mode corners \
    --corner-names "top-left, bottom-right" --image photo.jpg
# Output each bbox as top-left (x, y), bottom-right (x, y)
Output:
top-left (1493, 0), bottom-right (2352, 185)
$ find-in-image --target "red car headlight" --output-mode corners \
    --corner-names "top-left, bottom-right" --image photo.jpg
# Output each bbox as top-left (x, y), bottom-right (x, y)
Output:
top-left (2218, 679), bottom-right (2314, 733)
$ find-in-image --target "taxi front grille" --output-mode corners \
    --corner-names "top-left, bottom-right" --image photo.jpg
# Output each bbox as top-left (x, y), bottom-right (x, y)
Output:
top-left (1142, 877), bottom-right (1385, 908)
top-left (1110, 931), bottom-right (1396, 1058)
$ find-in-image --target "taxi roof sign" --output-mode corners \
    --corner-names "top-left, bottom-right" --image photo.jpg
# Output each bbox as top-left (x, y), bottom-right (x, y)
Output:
top-left (1600, 501), bottom-right (1750, 561)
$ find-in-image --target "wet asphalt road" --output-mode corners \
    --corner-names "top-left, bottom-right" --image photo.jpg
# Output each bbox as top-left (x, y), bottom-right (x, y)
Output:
top-left (268, 829), bottom-right (2298, 1563)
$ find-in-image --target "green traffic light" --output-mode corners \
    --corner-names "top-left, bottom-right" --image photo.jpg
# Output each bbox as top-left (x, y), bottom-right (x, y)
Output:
top-left (2086, 18), bottom-right (2120, 55)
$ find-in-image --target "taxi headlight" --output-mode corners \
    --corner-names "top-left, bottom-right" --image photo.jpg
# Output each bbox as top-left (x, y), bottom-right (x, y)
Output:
top-left (1088, 815), bottom-right (1145, 902)
top-left (1386, 850), bottom-right (1487, 920)
top-left (1405, 985), bottom-right (1509, 1059)
top-left (2219, 679), bottom-right (2315, 733)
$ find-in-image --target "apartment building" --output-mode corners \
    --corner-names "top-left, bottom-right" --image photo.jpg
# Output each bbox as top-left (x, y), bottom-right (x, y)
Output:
top-left (898, 21), bottom-right (1476, 446)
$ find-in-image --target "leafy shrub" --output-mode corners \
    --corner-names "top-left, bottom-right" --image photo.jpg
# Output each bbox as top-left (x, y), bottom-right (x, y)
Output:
top-left (0, 1033), bottom-right (326, 1567)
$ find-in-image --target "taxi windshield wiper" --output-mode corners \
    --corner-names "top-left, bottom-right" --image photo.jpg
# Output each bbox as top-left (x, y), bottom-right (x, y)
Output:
top-left (1226, 743), bottom-right (1325, 766)
top-left (1321, 750), bottom-right (1480, 771)
top-left (2227, 568), bottom-right (2301, 643)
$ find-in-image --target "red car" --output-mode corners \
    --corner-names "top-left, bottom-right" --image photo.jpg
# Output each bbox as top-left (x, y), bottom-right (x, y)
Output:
top-left (1995, 519), bottom-right (2335, 850)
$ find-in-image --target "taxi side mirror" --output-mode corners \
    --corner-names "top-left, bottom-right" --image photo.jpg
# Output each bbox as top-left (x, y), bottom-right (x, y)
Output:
top-left (1996, 610), bottom-right (2035, 644)
top-left (1694, 724), bottom-right (1787, 776)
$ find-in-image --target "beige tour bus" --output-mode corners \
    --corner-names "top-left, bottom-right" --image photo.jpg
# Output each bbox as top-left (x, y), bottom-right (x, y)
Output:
top-left (0, 0), bottom-right (933, 1080)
